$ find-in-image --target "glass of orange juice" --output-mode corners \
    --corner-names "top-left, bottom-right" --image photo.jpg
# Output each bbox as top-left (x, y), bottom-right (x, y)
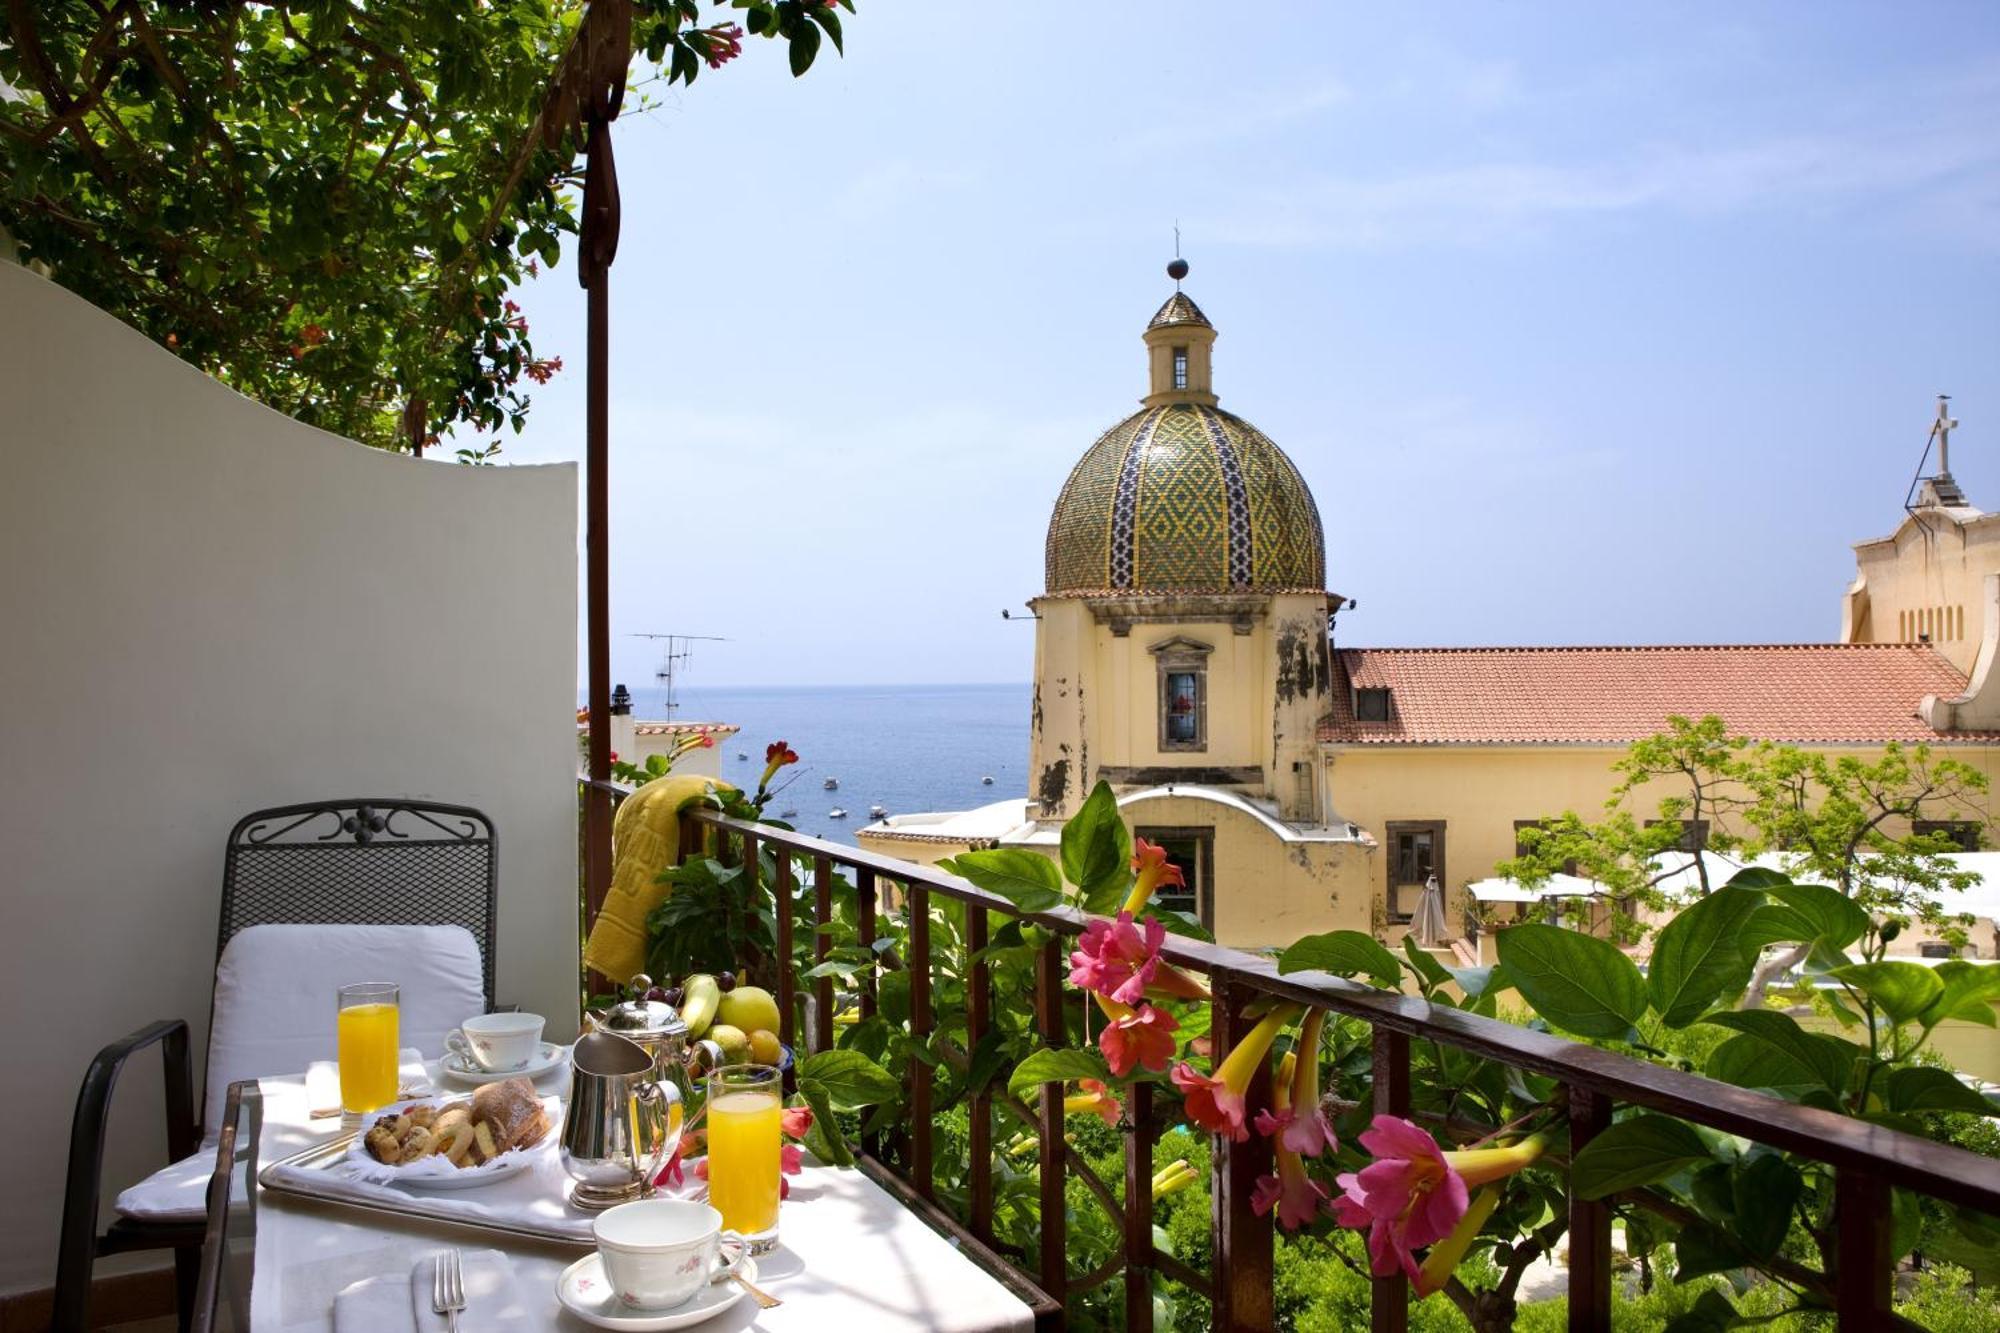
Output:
top-left (336, 982), bottom-right (400, 1114)
top-left (705, 1064), bottom-right (782, 1252)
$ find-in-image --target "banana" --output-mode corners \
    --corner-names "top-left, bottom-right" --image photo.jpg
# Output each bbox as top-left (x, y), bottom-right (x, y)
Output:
top-left (680, 973), bottom-right (720, 1038)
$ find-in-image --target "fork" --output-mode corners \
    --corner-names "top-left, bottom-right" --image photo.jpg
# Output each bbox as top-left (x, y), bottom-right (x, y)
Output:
top-left (432, 1250), bottom-right (465, 1332)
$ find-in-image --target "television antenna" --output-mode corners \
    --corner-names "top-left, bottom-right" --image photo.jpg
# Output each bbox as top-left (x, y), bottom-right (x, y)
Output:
top-left (629, 633), bottom-right (727, 718)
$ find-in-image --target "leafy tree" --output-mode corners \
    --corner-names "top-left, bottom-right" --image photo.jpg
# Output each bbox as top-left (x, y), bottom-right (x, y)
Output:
top-left (0, 0), bottom-right (851, 452)
top-left (1501, 718), bottom-right (1985, 990)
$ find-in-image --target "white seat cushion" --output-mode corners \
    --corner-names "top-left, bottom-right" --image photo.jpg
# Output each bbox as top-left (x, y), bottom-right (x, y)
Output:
top-left (197, 923), bottom-right (485, 1133)
top-left (115, 1047), bottom-right (431, 1222)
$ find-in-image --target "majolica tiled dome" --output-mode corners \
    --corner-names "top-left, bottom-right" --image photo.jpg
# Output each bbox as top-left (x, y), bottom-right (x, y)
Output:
top-left (1044, 399), bottom-right (1326, 595)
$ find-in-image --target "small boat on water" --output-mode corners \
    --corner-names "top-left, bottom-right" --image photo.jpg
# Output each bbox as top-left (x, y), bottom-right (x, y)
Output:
top-left (981, 775), bottom-right (995, 785)
top-left (824, 777), bottom-right (839, 790)
top-left (828, 807), bottom-right (848, 819)
top-left (868, 804), bottom-right (888, 818)
top-left (736, 752), bottom-right (747, 760)
top-left (779, 808), bottom-right (797, 819)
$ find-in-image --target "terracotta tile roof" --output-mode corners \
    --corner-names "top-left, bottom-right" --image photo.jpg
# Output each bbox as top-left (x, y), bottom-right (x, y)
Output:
top-left (1320, 644), bottom-right (1998, 745)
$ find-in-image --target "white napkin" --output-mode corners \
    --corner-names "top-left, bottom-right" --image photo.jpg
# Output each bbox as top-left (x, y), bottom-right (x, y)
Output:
top-left (333, 1249), bottom-right (532, 1333)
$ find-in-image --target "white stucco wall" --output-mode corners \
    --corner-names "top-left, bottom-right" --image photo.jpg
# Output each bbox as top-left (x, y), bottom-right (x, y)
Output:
top-left (0, 262), bottom-right (579, 1296)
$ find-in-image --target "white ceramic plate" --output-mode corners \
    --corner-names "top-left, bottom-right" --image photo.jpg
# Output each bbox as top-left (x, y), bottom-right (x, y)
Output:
top-left (439, 1041), bottom-right (569, 1084)
top-left (556, 1253), bottom-right (754, 1330)
top-left (342, 1095), bottom-right (559, 1190)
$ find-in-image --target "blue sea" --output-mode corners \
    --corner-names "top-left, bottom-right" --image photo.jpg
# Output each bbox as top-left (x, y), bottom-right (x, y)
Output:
top-left (627, 682), bottom-right (1031, 846)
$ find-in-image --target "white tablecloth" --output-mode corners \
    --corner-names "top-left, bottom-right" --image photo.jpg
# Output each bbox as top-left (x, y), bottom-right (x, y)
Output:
top-left (245, 1063), bottom-right (1034, 1332)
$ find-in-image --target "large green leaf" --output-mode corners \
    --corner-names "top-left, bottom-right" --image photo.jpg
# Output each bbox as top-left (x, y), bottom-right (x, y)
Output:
top-left (1828, 961), bottom-right (1946, 1025)
top-left (1402, 936), bottom-right (1454, 989)
top-left (1061, 780), bottom-right (1132, 913)
top-left (1882, 1066), bottom-right (2000, 1116)
top-left (1674, 1218), bottom-right (1756, 1281)
top-left (1724, 866), bottom-right (1792, 890)
top-left (1921, 960), bottom-right (2000, 1031)
top-left (1648, 887), bottom-right (1765, 1026)
top-left (1700, 1009), bottom-right (1860, 1095)
top-left (1006, 1047), bottom-right (1113, 1100)
top-left (1571, 1114), bottom-right (1718, 1198)
top-left (1740, 882), bottom-right (1869, 954)
top-left (1277, 930), bottom-right (1402, 990)
top-left (1495, 924), bottom-right (1648, 1039)
top-left (941, 849), bottom-right (1063, 914)
top-left (1733, 1154), bottom-right (1803, 1258)
top-left (796, 1049), bottom-right (900, 1110)
top-left (1705, 1033), bottom-right (1824, 1098)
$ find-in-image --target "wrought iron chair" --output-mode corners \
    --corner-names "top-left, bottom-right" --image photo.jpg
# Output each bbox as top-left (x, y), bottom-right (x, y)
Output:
top-left (54, 799), bottom-right (498, 1333)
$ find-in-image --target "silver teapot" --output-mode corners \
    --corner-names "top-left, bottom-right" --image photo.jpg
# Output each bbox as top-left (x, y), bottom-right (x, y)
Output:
top-left (583, 975), bottom-right (724, 1083)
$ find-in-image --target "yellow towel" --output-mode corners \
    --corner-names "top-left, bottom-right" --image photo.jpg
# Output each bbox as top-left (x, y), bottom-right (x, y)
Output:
top-left (583, 774), bottom-right (737, 984)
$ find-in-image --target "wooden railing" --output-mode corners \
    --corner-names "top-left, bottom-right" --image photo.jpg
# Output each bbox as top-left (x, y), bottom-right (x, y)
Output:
top-left (650, 804), bottom-right (2000, 1332)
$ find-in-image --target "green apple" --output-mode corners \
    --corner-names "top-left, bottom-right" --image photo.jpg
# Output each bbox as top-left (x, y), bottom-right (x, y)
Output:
top-left (715, 985), bottom-right (781, 1036)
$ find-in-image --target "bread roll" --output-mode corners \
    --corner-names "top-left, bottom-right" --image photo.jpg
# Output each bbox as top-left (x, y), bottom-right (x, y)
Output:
top-left (471, 1078), bottom-right (547, 1155)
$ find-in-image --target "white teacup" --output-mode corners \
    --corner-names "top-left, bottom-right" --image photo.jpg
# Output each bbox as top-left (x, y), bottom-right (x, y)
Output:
top-left (594, 1199), bottom-right (747, 1310)
top-left (445, 1012), bottom-right (545, 1072)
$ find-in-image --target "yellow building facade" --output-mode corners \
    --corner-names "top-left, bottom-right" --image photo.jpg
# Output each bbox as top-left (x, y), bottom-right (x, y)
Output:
top-left (865, 272), bottom-right (2000, 960)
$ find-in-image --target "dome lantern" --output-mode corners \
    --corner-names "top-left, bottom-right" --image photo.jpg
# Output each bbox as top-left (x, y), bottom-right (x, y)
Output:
top-left (1142, 260), bottom-right (1217, 408)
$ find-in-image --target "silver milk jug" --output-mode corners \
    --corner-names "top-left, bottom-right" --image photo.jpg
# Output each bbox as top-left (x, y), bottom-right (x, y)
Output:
top-left (561, 1031), bottom-right (684, 1210)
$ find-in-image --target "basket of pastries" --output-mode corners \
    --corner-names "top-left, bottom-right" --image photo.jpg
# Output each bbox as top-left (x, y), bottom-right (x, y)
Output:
top-left (343, 1077), bottom-right (557, 1187)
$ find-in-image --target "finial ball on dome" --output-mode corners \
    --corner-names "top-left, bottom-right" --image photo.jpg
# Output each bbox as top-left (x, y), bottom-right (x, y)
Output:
top-left (1167, 257), bottom-right (1189, 281)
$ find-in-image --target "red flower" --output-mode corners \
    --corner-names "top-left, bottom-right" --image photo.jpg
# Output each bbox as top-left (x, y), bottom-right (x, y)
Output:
top-left (1097, 999), bottom-right (1178, 1077)
top-left (1124, 839), bottom-right (1187, 916)
top-left (654, 1129), bottom-right (704, 1190)
top-left (1062, 1078), bottom-right (1122, 1127)
top-left (1251, 1052), bottom-right (1333, 1231)
top-left (1170, 1005), bottom-right (1298, 1143)
top-left (702, 22), bottom-right (744, 68)
top-left (1069, 911), bottom-right (1164, 1005)
top-left (780, 1105), bottom-right (814, 1140)
top-left (758, 741), bottom-right (799, 790)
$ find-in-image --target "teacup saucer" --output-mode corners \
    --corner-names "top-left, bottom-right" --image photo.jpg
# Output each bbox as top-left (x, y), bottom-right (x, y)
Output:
top-left (439, 1041), bottom-right (568, 1084)
top-left (556, 1253), bottom-right (754, 1330)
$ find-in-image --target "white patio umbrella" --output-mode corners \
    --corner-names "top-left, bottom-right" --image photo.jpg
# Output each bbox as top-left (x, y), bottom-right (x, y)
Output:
top-left (1412, 873), bottom-right (1450, 948)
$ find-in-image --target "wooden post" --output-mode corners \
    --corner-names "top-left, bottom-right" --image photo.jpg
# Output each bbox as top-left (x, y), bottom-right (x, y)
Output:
top-left (967, 906), bottom-right (994, 1243)
top-left (908, 883), bottom-right (933, 1199)
top-left (1567, 1085), bottom-right (1613, 1333)
top-left (1034, 938), bottom-right (1068, 1307)
top-left (1124, 1080), bottom-right (1156, 1332)
top-left (1835, 1167), bottom-right (1893, 1328)
top-left (1371, 1027), bottom-right (1411, 1333)
top-left (1211, 969), bottom-right (1274, 1332)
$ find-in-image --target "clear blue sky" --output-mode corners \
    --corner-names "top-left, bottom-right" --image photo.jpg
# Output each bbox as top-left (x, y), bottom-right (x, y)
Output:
top-left (505, 2), bottom-right (2000, 692)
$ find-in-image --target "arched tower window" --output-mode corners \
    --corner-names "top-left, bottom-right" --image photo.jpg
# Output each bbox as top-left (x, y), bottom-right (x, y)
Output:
top-left (1150, 636), bottom-right (1213, 753)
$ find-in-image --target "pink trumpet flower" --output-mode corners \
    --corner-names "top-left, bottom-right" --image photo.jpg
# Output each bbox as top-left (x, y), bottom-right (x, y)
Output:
top-left (1124, 839), bottom-right (1187, 917)
top-left (1171, 1004), bottom-right (1303, 1142)
top-left (1063, 1078), bottom-right (1122, 1127)
top-left (1332, 1116), bottom-right (1548, 1284)
top-left (1281, 1009), bottom-right (1337, 1158)
top-left (1098, 998), bottom-right (1179, 1077)
top-left (1416, 1185), bottom-right (1503, 1296)
top-left (1069, 911), bottom-right (1164, 1005)
top-left (1250, 1052), bottom-right (1333, 1231)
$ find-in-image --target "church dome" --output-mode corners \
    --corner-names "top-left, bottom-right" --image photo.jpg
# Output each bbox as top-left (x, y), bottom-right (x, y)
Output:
top-left (1043, 279), bottom-right (1326, 596)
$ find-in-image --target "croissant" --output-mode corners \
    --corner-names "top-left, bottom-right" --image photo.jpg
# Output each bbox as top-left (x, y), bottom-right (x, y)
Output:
top-left (471, 1077), bottom-right (547, 1155)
